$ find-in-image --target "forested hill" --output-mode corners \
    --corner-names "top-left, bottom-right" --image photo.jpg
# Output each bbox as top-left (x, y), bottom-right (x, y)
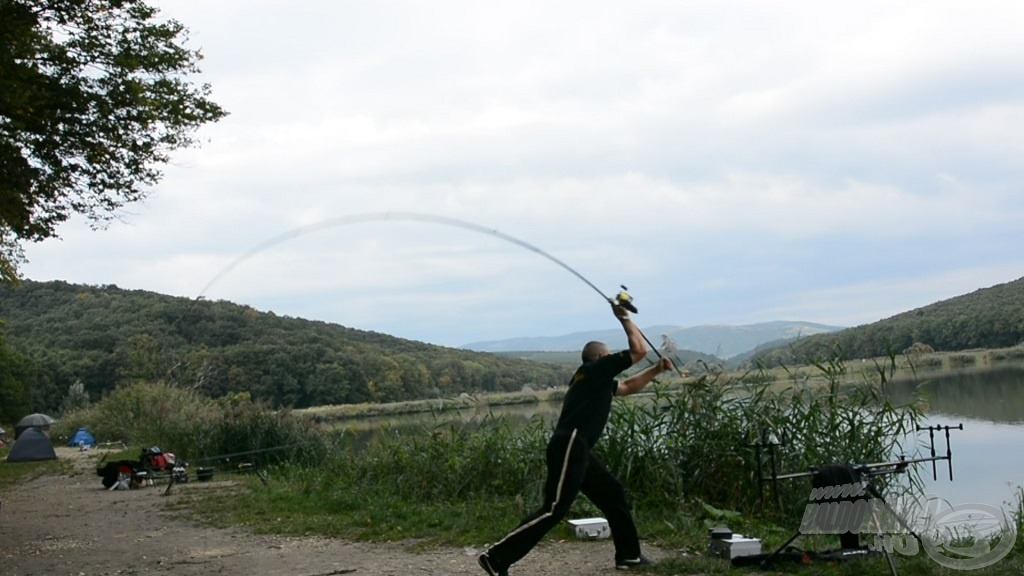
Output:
top-left (748, 276), bottom-right (1024, 367)
top-left (0, 280), bottom-right (572, 413)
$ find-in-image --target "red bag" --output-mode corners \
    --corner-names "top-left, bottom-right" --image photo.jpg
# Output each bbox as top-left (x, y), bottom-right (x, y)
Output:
top-left (150, 454), bottom-right (168, 470)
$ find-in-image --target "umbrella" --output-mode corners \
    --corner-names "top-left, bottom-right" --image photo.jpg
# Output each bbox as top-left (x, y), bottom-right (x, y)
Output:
top-left (17, 413), bottom-right (56, 428)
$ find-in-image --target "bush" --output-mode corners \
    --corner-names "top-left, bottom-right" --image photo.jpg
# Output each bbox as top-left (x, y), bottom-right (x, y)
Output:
top-left (194, 396), bottom-right (328, 467)
top-left (323, 412), bottom-right (550, 504)
top-left (55, 382), bottom-right (328, 466)
top-left (55, 381), bottom-right (218, 449)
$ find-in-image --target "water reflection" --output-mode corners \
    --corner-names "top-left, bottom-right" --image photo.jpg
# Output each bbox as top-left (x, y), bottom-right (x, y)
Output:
top-left (884, 363), bottom-right (1024, 519)
top-left (885, 363), bottom-right (1024, 423)
top-left (911, 416), bottom-right (1024, 514)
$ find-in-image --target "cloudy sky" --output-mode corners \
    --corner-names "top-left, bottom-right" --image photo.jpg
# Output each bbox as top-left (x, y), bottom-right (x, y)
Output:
top-left (21, 1), bottom-right (1024, 347)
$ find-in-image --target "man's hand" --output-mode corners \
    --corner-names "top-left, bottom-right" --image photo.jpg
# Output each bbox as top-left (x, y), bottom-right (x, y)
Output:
top-left (617, 356), bottom-right (676, 396)
top-left (656, 357), bottom-right (675, 374)
top-left (612, 300), bottom-right (645, 363)
top-left (611, 301), bottom-right (631, 321)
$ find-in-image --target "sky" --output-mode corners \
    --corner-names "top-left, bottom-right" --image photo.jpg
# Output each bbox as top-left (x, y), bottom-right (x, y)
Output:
top-left (20, 0), bottom-right (1024, 348)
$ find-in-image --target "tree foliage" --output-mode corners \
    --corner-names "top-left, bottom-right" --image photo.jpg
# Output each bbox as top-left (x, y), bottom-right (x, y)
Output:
top-left (0, 0), bottom-right (226, 282)
top-left (0, 324), bottom-right (35, 422)
top-left (59, 378), bottom-right (90, 414)
top-left (0, 280), bottom-right (572, 413)
top-left (749, 276), bottom-right (1024, 367)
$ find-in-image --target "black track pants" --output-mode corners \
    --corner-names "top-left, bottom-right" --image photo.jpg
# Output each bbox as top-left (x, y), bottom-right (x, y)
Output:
top-left (485, 428), bottom-right (641, 570)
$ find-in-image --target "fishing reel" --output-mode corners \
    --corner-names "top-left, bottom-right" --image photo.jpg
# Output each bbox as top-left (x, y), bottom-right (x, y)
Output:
top-left (613, 285), bottom-right (638, 313)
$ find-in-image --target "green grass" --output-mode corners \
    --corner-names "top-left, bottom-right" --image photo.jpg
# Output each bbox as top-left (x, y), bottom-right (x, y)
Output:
top-left (175, 469), bottom-right (1021, 576)
top-left (0, 449), bottom-right (72, 489)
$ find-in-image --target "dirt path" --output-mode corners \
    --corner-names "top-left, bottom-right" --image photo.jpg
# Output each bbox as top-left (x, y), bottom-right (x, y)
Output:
top-left (0, 447), bottom-right (671, 576)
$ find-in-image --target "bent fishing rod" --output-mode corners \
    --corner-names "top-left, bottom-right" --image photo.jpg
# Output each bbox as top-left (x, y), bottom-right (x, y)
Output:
top-left (200, 211), bottom-right (677, 366)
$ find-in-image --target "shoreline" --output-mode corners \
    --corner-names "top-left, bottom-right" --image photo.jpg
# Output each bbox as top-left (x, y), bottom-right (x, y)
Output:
top-left (296, 346), bottom-right (1024, 422)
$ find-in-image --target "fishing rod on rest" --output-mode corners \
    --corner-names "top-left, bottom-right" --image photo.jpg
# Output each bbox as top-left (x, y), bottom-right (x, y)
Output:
top-left (753, 423), bottom-right (964, 511)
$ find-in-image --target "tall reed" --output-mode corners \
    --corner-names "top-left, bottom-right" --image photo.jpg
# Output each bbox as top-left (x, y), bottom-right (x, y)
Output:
top-left (296, 349), bottom-right (924, 531)
top-left (600, 351), bottom-right (925, 523)
top-left (326, 412), bottom-right (550, 502)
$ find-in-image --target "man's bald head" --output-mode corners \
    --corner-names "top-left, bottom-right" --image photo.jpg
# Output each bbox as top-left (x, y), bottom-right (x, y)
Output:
top-left (581, 341), bottom-right (610, 363)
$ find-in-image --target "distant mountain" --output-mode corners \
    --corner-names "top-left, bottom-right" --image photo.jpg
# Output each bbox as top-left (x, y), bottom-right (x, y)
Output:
top-left (462, 321), bottom-right (843, 359)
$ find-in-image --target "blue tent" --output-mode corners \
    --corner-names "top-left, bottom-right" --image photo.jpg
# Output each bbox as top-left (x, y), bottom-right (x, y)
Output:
top-left (67, 427), bottom-right (96, 447)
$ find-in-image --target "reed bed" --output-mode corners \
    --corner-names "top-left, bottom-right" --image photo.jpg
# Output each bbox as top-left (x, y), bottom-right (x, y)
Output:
top-left (193, 351), bottom-right (931, 549)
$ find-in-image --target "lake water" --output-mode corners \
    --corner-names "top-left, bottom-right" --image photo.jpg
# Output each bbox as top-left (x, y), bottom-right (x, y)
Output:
top-left (884, 363), bottom-right (1024, 522)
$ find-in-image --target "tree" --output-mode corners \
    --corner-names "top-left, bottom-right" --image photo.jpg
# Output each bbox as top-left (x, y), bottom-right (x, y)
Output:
top-left (59, 378), bottom-right (90, 414)
top-left (0, 326), bottom-right (33, 421)
top-left (0, 0), bottom-right (227, 283)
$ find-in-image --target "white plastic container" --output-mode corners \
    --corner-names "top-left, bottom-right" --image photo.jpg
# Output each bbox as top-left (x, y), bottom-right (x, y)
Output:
top-left (568, 517), bottom-right (610, 539)
top-left (709, 534), bottom-right (762, 559)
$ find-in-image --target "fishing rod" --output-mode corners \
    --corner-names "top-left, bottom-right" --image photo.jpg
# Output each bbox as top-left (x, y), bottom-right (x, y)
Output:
top-left (610, 285), bottom-right (666, 361)
top-left (200, 211), bottom-right (677, 365)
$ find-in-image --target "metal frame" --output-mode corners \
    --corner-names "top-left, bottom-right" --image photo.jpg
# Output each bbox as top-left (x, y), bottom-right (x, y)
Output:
top-left (749, 423), bottom-right (963, 575)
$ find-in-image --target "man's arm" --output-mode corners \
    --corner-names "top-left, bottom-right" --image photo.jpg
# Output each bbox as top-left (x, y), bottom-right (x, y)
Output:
top-left (613, 303), bottom-right (647, 365)
top-left (617, 357), bottom-right (674, 396)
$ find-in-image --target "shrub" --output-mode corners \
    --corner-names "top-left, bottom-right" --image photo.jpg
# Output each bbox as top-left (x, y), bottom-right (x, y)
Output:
top-left (55, 382), bottom-right (327, 466)
top-left (55, 381), bottom-right (218, 449)
top-left (193, 396), bottom-right (328, 467)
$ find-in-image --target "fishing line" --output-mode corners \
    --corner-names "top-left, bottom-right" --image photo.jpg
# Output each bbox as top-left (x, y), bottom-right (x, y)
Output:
top-left (200, 211), bottom-right (609, 300)
top-left (199, 211), bottom-right (670, 361)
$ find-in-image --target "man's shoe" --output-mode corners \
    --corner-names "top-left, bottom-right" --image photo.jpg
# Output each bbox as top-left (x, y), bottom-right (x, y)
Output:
top-left (615, 555), bottom-right (653, 570)
top-left (478, 552), bottom-right (508, 576)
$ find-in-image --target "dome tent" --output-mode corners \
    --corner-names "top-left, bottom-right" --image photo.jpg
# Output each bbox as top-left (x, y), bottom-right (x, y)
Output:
top-left (7, 427), bottom-right (57, 462)
top-left (67, 427), bottom-right (96, 447)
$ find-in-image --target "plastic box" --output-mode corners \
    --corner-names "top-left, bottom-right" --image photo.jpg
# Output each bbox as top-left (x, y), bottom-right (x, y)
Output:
top-left (568, 517), bottom-right (610, 539)
top-left (709, 534), bottom-right (762, 559)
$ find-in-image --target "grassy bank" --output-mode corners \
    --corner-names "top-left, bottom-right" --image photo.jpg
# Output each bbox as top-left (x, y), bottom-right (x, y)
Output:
top-left (174, 355), bottom-right (1021, 574)
top-left (0, 449), bottom-right (71, 490)
top-left (33, 351), bottom-right (1024, 575)
top-left (295, 388), bottom-right (565, 423)
top-left (290, 345), bottom-right (1024, 423)
top-left (734, 344), bottom-right (1024, 387)
top-left (176, 387), bottom-right (1021, 575)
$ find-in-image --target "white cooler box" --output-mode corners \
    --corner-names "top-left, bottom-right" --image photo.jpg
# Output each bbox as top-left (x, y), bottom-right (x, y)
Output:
top-left (709, 534), bottom-right (762, 559)
top-left (568, 517), bottom-right (610, 539)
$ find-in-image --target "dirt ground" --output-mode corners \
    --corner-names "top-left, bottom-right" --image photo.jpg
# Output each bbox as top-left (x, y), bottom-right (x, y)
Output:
top-left (0, 446), bottom-right (675, 576)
